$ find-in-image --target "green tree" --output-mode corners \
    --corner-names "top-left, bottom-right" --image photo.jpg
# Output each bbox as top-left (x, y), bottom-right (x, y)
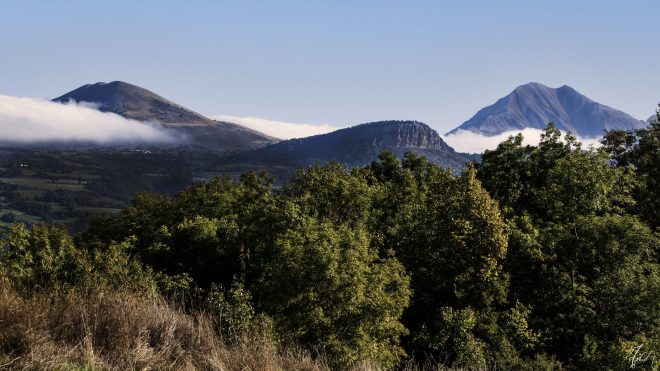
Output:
top-left (404, 166), bottom-right (510, 366)
top-left (601, 129), bottom-right (636, 166)
top-left (87, 172), bottom-right (280, 290)
top-left (601, 107), bottom-right (660, 228)
top-left (479, 124), bottom-right (660, 368)
top-left (510, 215), bottom-right (660, 368)
top-left (284, 162), bottom-right (373, 227)
top-left (258, 213), bottom-right (411, 368)
top-left (86, 166), bottom-right (414, 368)
top-left (477, 134), bottom-right (534, 216)
top-left (542, 148), bottom-right (637, 221)
top-left (632, 110), bottom-right (660, 228)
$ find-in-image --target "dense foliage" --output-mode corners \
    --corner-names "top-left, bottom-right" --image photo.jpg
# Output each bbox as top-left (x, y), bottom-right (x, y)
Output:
top-left (1, 116), bottom-right (659, 369)
top-left (477, 121), bottom-right (660, 369)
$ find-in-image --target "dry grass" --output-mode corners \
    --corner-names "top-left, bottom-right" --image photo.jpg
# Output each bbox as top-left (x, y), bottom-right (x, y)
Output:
top-left (0, 284), bottom-right (332, 370)
top-left (0, 284), bottom-right (465, 370)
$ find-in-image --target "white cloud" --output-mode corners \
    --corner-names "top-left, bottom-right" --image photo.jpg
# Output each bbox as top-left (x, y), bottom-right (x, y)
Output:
top-left (214, 115), bottom-right (341, 139)
top-left (0, 95), bottom-right (174, 143)
top-left (442, 128), bottom-right (602, 153)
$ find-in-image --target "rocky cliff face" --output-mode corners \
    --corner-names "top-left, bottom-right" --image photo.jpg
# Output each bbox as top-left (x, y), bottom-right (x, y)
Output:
top-left (367, 121), bottom-right (453, 150)
top-left (232, 120), bottom-right (477, 173)
top-left (447, 82), bottom-right (647, 138)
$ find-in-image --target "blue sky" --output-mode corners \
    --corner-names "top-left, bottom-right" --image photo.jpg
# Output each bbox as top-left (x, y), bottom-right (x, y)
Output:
top-left (1, 0), bottom-right (658, 133)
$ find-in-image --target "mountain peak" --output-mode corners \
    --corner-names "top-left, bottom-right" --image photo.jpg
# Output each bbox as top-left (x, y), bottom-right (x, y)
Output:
top-left (53, 81), bottom-right (213, 126)
top-left (514, 82), bottom-right (550, 89)
top-left (447, 84), bottom-right (646, 137)
top-left (234, 119), bottom-right (477, 173)
top-left (51, 81), bottom-right (278, 151)
top-left (89, 80), bottom-right (135, 90)
top-left (354, 120), bottom-right (449, 149)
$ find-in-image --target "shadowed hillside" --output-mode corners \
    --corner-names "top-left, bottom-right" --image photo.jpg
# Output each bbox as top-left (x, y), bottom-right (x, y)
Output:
top-left (229, 120), bottom-right (479, 174)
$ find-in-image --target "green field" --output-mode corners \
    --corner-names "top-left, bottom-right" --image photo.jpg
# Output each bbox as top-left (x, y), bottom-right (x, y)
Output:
top-left (74, 206), bottom-right (122, 215)
top-left (25, 202), bottom-right (67, 213)
top-left (0, 209), bottom-right (42, 224)
top-left (0, 172), bottom-right (123, 229)
top-left (0, 177), bottom-right (86, 191)
top-left (15, 190), bottom-right (46, 199)
top-left (19, 169), bottom-right (100, 180)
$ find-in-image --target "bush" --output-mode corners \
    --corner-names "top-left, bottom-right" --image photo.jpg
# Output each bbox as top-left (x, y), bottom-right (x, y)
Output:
top-left (0, 223), bottom-right (156, 294)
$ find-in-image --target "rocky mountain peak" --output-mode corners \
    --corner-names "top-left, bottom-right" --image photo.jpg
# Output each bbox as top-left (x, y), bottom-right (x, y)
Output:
top-left (447, 83), bottom-right (647, 137)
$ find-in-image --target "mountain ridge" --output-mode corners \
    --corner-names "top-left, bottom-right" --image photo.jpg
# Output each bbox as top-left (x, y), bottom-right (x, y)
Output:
top-left (447, 83), bottom-right (647, 137)
top-left (54, 81), bottom-right (213, 126)
top-left (230, 120), bottom-right (478, 174)
top-left (52, 81), bottom-right (278, 151)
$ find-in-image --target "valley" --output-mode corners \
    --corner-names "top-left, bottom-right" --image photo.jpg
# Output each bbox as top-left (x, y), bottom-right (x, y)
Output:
top-left (0, 148), bottom-right (223, 231)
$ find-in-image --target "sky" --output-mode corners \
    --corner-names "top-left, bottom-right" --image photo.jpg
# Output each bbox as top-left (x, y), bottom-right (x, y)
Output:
top-left (1, 0), bottom-right (658, 136)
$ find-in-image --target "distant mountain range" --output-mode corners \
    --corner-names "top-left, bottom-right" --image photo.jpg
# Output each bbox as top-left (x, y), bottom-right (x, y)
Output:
top-left (229, 120), bottom-right (479, 173)
top-left (47, 80), bottom-right (650, 175)
top-left (53, 81), bottom-right (277, 151)
top-left (447, 82), bottom-right (647, 138)
top-left (51, 81), bottom-right (478, 172)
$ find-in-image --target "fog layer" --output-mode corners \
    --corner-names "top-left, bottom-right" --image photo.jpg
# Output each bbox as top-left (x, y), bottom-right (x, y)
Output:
top-left (0, 95), bottom-right (174, 144)
top-left (443, 128), bottom-right (602, 153)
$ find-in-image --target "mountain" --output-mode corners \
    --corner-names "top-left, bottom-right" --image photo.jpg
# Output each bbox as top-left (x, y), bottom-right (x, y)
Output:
top-left (447, 83), bottom-right (647, 138)
top-left (53, 81), bottom-right (277, 151)
top-left (229, 120), bottom-right (479, 174)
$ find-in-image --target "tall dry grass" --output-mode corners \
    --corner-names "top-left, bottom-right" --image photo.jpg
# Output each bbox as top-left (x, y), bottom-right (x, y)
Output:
top-left (0, 284), bottom-right (466, 370)
top-left (0, 284), bottom-right (334, 371)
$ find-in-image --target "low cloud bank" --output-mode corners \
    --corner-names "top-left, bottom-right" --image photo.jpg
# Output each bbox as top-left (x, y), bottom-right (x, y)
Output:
top-left (0, 95), bottom-right (174, 144)
top-left (443, 128), bottom-right (602, 153)
top-left (214, 115), bottom-right (341, 139)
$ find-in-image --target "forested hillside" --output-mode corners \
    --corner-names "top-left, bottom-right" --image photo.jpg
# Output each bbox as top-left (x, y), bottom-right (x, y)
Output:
top-left (1, 112), bottom-right (659, 370)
